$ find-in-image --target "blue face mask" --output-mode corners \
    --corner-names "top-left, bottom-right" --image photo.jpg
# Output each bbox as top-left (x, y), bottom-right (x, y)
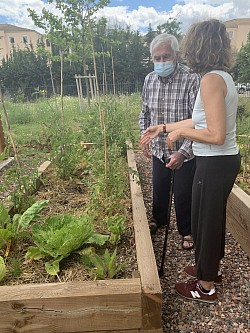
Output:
top-left (154, 61), bottom-right (175, 77)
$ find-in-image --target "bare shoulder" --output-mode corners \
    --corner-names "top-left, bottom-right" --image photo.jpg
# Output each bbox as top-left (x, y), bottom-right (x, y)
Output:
top-left (201, 73), bottom-right (226, 95)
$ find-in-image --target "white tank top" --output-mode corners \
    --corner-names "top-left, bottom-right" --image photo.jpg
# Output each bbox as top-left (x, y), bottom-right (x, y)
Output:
top-left (192, 70), bottom-right (239, 156)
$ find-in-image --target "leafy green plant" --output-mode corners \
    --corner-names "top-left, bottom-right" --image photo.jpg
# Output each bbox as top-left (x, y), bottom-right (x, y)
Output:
top-left (26, 213), bottom-right (109, 276)
top-left (48, 121), bottom-right (84, 180)
top-left (0, 256), bottom-right (6, 282)
top-left (0, 200), bottom-right (48, 256)
top-left (5, 257), bottom-right (22, 278)
top-left (105, 214), bottom-right (126, 245)
top-left (82, 248), bottom-right (127, 279)
top-left (0, 158), bottom-right (43, 213)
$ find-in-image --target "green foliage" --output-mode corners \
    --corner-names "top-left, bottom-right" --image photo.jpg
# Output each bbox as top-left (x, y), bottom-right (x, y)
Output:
top-left (236, 102), bottom-right (250, 188)
top-left (0, 159), bottom-right (41, 213)
top-left (236, 32), bottom-right (250, 83)
top-left (5, 257), bottom-right (22, 279)
top-left (105, 214), bottom-right (126, 245)
top-left (26, 213), bottom-right (109, 275)
top-left (0, 146), bottom-right (10, 161)
top-left (83, 248), bottom-right (127, 279)
top-left (0, 1), bottom-right (184, 100)
top-left (156, 18), bottom-right (183, 40)
top-left (48, 120), bottom-right (85, 179)
top-left (0, 256), bottom-right (6, 282)
top-left (0, 49), bottom-right (50, 100)
top-left (0, 200), bottom-right (48, 253)
top-left (237, 104), bottom-right (248, 122)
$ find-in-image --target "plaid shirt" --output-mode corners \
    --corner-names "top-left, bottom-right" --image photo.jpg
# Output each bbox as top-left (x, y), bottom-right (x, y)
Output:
top-left (139, 63), bottom-right (200, 161)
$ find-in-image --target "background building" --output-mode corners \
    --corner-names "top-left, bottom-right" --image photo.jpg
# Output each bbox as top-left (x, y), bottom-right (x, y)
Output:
top-left (0, 24), bottom-right (51, 64)
top-left (224, 18), bottom-right (250, 51)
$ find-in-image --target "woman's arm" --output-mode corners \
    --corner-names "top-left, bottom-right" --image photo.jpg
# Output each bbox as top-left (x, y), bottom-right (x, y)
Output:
top-left (140, 118), bottom-right (194, 145)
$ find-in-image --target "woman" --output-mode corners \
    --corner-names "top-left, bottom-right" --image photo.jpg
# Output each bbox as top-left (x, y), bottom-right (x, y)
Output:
top-left (141, 19), bottom-right (240, 303)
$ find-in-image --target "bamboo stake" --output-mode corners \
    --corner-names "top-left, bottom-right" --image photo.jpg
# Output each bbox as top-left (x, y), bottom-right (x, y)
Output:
top-left (0, 90), bottom-right (20, 168)
top-left (87, 10), bottom-right (107, 181)
top-left (60, 50), bottom-right (64, 123)
top-left (111, 46), bottom-right (116, 95)
top-left (75, 75), bottom-right (82, 112)
top-left (102, 45), bottom-right (108, 100)
top-left (48, 58), bottom-right (59, 113)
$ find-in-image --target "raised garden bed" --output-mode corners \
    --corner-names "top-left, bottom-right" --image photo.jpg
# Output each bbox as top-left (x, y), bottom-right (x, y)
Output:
top-left (0, 145), bottom-right (163, 333)
top-left (226, 184), bottom-right (250, 256)
top-left (1, 143), bottom-right (249, 333)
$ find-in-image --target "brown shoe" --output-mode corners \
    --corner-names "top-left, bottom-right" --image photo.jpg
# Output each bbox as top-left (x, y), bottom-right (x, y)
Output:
top-left (175, 279), bottom-right (217, 303)
top-left (184, 266), bottom-right (223, 285)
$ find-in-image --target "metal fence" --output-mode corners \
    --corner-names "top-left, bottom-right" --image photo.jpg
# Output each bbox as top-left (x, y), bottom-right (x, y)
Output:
top-left (3, 80), bottom-right (144, 102)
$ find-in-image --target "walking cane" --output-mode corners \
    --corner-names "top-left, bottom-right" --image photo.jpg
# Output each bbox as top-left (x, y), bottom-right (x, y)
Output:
top-left (158, 169), bottom-right (174, 278)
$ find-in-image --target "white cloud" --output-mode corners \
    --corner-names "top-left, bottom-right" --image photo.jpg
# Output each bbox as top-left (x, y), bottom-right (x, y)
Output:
top-left (170, 2), bottom-right (235, 31)
top-left (0, 0), bottom-right (57, 32)
top-left (96, 6), bottom-right (173, 32)
top-left (96, 1), bottom-right (250, 33)
top-left (0, 1), bottom-right (249, 34)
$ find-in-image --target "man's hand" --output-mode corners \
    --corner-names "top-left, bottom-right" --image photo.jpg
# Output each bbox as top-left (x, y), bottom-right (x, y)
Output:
top-left (141, 142), bottom-right (151, 158)
top-left (140, 125), bottom-right (162, 145)
top-left (166, 152), bottom-right (185, 170)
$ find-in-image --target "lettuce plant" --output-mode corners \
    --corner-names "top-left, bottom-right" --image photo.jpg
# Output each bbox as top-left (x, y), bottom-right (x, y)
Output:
top-left (26, 213), bottom-right (109, 276)
top-left (0, 200), bottom-right (48, 256)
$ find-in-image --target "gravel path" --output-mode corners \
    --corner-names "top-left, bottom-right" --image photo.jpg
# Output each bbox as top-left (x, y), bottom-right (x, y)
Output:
top-left (135, 150), bottom-right (249, 333)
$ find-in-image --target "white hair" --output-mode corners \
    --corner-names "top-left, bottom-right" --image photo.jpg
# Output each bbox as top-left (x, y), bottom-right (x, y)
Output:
top-left (150, 33), bottom-right (179, 56)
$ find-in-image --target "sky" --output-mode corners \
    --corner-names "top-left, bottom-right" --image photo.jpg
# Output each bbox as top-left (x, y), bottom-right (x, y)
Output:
top-left (0, 0), bottom-right (249, 34)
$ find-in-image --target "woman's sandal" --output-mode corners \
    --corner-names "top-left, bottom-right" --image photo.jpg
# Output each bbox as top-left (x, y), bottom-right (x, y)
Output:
top-left (182, 235), bottom-right (194, 250)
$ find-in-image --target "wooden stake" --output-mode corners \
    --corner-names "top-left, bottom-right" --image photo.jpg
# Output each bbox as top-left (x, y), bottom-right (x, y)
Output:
top-left (0, 90), bottom-right (20, 167)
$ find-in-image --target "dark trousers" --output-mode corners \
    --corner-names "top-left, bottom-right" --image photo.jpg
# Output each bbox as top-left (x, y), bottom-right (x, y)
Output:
top-left (192, 154), bottom-right (240, 282)
top-left (152, 155), bottom-right (196, 236)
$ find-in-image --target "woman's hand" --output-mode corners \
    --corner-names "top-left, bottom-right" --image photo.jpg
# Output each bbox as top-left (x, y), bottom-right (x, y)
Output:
top-left (167, 130), bottom-right (182, 149)
top-left (140, 125), bottom-right (162, 145)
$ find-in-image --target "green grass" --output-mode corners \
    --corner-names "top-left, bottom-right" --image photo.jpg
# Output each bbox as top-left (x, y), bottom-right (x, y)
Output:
top-left (1, 94), bottom-right (141, 147)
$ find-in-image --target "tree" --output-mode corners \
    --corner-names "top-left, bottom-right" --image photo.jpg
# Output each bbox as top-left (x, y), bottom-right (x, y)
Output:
top-left (156, 18), bottom-right (183, 40)
top-left (236, 32), bottom-right (250, 83)
top-left (0, 48), bottom-right (50, 100)
top-left (28, 0), bottom-right (110, 109)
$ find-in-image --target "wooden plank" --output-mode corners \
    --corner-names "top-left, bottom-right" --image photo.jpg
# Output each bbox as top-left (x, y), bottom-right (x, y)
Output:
top-left (74, 328), bottom-right (163, 333)
top-left (0, 279), bottom-right (142, 333)
top-left (126, 142), bottom-right (162, 331)
top-left (38, 160), bottom-right (51, 176)
top-left (0, 157), bottom-right (14, 170)
top-left (227, 184), bottom-right (250, 256)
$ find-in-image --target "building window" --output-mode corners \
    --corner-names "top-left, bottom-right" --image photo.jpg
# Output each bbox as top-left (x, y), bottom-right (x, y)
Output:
top-left (23, 36), bottom-right (29, 44)
top-left (9, 36), bottom-right (15, 44)
top-left (228, 31), bottom-right (233, 39)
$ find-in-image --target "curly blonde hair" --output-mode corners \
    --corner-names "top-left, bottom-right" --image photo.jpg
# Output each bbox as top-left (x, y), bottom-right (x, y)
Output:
top-left (181, 19), bottom-right (232, 74)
